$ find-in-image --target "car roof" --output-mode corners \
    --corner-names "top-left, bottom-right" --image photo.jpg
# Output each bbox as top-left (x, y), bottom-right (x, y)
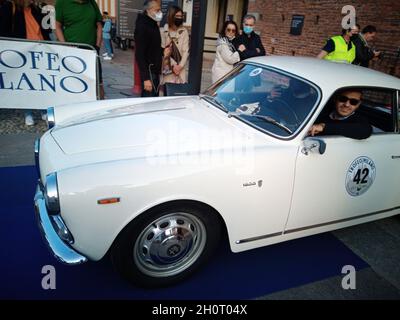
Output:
top-left (246, 56), bottom-right (400, 91)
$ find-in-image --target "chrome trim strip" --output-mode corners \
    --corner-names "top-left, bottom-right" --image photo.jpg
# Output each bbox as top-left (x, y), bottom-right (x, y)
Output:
top-left (34, 138), bottom-right (40, 178)
top-left (284, 206), bottom-right (400, 235)
top-left (235, 231), bottom-right (283, 244)
top-left (34, 185), bottom-right (87, 265)
top-left (47, 107), bottom-right (55, 129)
top-left (52, 106), bottom-right (186, 131)
top-left (45, 172), bottom-right (60, 214)
top-left (236, 206), bottom-right (400, 244)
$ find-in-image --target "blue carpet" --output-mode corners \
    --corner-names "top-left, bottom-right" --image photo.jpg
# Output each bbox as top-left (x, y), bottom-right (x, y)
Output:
top-left (0, 166), bottom-right (369, 300)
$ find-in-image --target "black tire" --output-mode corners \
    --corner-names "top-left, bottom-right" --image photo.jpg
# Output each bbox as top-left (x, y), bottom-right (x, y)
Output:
top-left (120, 39), bottom-right (127, 50)
top-left (110, 204), bottom-right (221, 288)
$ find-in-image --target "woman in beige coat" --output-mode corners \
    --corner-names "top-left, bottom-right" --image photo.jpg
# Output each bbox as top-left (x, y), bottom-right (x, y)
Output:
top-left (161, 6), bottom-right (189, 84)
top-left (211, 21), bottom-right (240, 84)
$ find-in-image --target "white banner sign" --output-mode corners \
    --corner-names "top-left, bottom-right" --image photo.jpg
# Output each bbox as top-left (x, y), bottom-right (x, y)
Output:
top-left (0, 39), bottom-right (97, 109)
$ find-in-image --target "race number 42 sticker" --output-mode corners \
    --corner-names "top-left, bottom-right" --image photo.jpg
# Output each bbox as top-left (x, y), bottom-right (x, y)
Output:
top-left (345, 156), bottom-right (376, 196)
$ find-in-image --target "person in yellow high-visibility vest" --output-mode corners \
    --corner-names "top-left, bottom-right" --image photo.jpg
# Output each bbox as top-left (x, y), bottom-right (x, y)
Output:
top-left (317, 28), bottom-right (356, 64)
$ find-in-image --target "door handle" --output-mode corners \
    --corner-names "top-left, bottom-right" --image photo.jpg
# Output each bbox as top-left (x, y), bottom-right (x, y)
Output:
top-left (391, 156), bottom-right (400, 159)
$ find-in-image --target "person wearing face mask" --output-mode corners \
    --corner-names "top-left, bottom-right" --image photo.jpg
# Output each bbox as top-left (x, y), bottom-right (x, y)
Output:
top-left (350, 23), bottom-right (361, 42)
top-left (316, 28), bottom-right (356, 64)
top-left (233, 14), bottom-right (266, 61)
top-left (134, 0), bottom-right (169, 97)
top-left (211, 20), bottom-right (240, 83)
top-left (160, 5), bottom-right (189, 85)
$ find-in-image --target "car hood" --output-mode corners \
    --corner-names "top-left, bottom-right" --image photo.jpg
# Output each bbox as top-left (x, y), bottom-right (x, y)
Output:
top-left (51, 97), bottom-right (257, 156)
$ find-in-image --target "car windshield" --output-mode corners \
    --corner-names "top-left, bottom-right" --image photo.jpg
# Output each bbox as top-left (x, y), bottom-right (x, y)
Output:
top-left (203, 64), bottom-right (320, 137)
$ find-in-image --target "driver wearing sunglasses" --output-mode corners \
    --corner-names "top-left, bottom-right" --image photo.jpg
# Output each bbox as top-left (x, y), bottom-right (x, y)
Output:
top-left (308, 89), bottom-right (372, 139)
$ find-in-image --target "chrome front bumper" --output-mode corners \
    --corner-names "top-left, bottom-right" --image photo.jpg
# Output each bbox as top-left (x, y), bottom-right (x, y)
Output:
top-left (34, 184), bottom-right (88, 265)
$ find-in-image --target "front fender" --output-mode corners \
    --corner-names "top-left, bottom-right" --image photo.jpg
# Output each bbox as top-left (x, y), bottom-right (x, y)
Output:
top-left (56, 157), bottom-right (229, 260)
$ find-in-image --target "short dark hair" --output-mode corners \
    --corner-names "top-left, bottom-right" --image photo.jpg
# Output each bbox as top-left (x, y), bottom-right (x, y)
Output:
top-left (143, 0), bottom-right (159, 10)
top-left (243, 14), bottom-right (256, 23)
top-left (341, 28), bottom-right (352, 35)
top-left (362, 25), bottom-right (377, 34)
top-left (337, 88), bottom-right (363, 99)
top-left (219, 20), bottom-right (238, 38)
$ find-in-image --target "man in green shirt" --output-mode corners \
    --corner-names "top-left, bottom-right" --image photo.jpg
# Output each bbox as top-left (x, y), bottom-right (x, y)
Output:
top-left (55, 0), bottom-right (104, 98)
top-left (55, 0), bottom-right (102, 47)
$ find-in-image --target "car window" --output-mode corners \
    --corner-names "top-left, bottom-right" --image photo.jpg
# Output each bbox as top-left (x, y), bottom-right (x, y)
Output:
top-left (359, 89), bottom-right (395, 133)
top-left (314, 88), bottom-right (396, 135)
top-left (204, 64), bottom-right (320, 137)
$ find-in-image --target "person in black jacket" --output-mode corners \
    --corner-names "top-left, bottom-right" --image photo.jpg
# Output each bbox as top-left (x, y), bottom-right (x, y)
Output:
top-left (134, 0), bottom-right (170, 97)
top-left (0, 0), bottom-right (13, 37)
top-left (12, 0), bottom-right (51, 41)
top-left (233, 14), bottom-right (266, 61)
top-left (352, 25), bottom-right (380, 68)
top-left (308, 89), bottom-right (372, 140)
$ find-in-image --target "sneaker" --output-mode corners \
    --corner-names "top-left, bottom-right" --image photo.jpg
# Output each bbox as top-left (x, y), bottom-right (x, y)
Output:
top-left (102, 52), bottom-right (108, 57)
top-left (25, 114), bottom-right (35, 126)
top-left (103, 55), bottom-right (112, 60)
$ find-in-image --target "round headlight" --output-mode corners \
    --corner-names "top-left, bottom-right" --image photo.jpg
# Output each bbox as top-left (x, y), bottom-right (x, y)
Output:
top-left (45, 172), bottom-right (60, 214)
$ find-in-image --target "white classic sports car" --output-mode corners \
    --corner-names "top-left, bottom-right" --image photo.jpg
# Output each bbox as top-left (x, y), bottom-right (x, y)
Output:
top-left (34, 57), bottom-right (400, 288)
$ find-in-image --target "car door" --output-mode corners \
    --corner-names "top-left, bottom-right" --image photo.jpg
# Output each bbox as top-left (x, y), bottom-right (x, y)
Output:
top-left (286, 89), bottom-right (400, 232)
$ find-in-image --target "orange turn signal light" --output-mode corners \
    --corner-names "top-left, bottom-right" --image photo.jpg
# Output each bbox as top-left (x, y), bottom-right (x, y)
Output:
top-left (97, 197), bottom-right (120, 205)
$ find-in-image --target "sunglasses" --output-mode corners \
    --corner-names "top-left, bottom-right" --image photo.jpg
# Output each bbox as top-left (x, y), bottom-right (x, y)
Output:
top-left (226, 28), bottom-right (236, 32)
top-left (337, 95), bottom-right (361, 106)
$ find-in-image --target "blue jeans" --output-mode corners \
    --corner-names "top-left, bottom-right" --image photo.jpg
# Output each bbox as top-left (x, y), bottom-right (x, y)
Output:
top-left (104, 38), bottom-right (113, 56)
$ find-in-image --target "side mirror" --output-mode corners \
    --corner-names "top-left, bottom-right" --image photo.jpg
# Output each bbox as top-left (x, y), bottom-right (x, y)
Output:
top-left (301, 138), bottom-right (326, 155)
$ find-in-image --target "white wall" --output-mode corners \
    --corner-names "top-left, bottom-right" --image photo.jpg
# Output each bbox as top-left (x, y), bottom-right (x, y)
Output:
top-left (96, 0), bottom-right (117, 18)
top-left (182, 0), bottom-right (193, 27)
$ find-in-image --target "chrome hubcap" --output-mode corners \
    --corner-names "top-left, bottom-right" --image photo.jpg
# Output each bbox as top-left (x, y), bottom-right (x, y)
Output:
top-left (134, 212), bottom-right (206, 277)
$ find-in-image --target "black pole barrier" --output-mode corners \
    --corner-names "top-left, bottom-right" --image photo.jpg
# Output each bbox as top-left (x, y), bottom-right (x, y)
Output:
top-left (187, 0), bottom-right (208, 95)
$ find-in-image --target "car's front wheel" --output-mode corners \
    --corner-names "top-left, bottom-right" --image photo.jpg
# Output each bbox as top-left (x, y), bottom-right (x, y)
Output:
top-left (110, 204), bottom-right (221, 288)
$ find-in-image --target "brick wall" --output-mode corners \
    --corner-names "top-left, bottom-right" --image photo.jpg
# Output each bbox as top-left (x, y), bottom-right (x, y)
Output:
top-left (248, 0), bottom-right (400, 78)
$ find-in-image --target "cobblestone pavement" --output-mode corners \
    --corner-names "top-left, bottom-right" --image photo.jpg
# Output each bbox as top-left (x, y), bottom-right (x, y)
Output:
top-left (0, 46), bottom-right (135, 135)
top-left (0, 109), bottom-right (47, 135)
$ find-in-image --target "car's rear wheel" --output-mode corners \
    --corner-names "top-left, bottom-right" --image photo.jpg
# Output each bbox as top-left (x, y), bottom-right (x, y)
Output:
top-left (110, 204), bottom-right (221, 288)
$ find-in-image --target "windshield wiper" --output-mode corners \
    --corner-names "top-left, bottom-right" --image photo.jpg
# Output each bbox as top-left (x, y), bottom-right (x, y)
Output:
top-left (199, 94), bottom-right (228, 112)
top-left (228, 112), bottom-right (293, 135)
